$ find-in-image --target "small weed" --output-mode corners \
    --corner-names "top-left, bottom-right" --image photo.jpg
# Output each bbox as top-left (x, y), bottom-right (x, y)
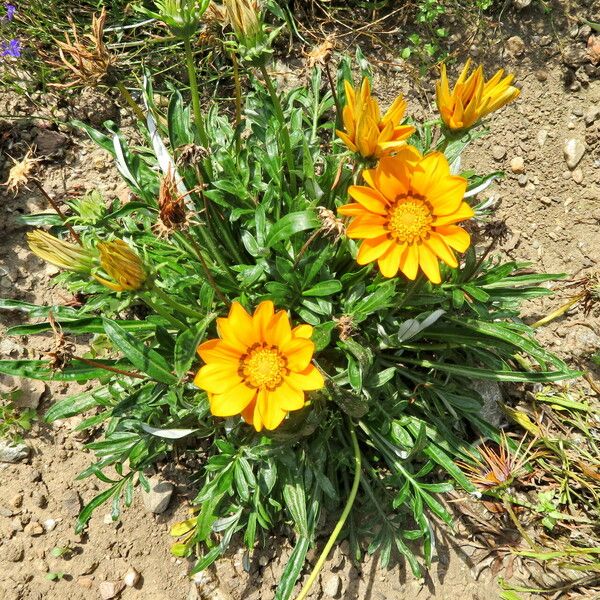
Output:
top-left (0, 391), bottom-right (36, 444)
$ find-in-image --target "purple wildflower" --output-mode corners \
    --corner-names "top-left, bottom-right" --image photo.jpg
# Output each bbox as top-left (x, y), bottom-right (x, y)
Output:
top-left (4, 3), bottom-right (15, 20)
top-left (1, 38), bottom-right (20, 57)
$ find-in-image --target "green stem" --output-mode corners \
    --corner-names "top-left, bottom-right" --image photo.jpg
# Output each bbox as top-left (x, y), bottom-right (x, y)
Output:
top-left (140, 294), bottom-right (186, 329)
top-left (295, 419), bottom-right (361, 600)
top-left (184, 37), bottom-right (210, 155)
top-left (152, 286), bottom-right (207, 320)
top-left (259, 63), bottom-right (297, 198)
top-left (193, 224), bottom-right (238, 287)
top-left (207, 203), bottom-right (245, 264)
top-left (231, 51), bottom-right (243, 157)
top-left (115, 81), bottom-right (146, 123)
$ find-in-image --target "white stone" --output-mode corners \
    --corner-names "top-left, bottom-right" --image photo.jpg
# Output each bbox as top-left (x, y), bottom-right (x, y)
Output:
top-left (99, 580), bottom-right (125, 600)
top-left (0, 440), bottom-right (29, 463)
top-left (123, 567), bottom-right (140, 587)
top-left (323, 574), bottom-right (342, 598)
top-left (563, 138), bottom-right (586, 169)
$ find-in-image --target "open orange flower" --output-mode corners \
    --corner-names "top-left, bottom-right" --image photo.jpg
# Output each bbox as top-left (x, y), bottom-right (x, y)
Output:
top-left (338, 146), bottom-right (473, 283)
top-left (436, 59), bottom-right (521, 131)
top-left (336, 78), bottom-right (415, 159)
top-left (194, 301), bottom-right (324, 432)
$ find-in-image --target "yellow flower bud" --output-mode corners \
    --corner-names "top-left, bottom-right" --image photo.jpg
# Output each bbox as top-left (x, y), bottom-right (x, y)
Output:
top-left (27, 230), bottom-right (93, 273)
top-left (94, 239), bottom-right (147, 292)
top-left (224, 0), bottom-right (261, 42)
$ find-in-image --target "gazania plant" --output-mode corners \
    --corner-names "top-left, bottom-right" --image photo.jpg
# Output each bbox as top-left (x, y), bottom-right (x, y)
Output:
top-left (1, 3), bottom-right (577, 598)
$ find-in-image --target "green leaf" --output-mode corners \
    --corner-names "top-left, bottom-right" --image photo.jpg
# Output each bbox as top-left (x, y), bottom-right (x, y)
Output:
top-left (0, 359), bottom-right (128, 382)
top-left (266, 211), bottom-right (320, 248)
top-left (174, 314), bottom-right (215, 378)
top-left (282, 474), bottom-right (308, 537)
top-left (45, 388), bottom-right (109, 422)
top-left (102, 318), bottom-right (177, 384)
top-left (75, 485), bottom-right (120, 533)
top-left (7, 318), bottom-right (157, 336)
top-left (302, 280), bottom-right (342, 297)
top-left (273, 536), bottom-right (310, 600)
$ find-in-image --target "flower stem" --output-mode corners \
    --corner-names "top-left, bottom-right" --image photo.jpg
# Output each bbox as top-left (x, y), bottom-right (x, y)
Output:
top-left (231, 51), bottom-right (243, 156)
top-left (294, 418), bottom-right (361, 600)
top-left (31, 179), bottom-right (81, 245)
top-left (115, 81), bottom-right (146, 123)
top-left (184, 37), bottom-right (209, 151)
top-left (259, 63), bottom-right (297, 197)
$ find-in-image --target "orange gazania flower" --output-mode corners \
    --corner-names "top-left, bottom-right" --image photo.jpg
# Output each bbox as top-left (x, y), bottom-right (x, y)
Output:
top-left (338, 146), bottom-right (473, 283)
top-left (194, 301), bottom-right (324, 432)
top-left (436, 59), bottom-right (521, 131)
top-left (336, 78), bottom-right (415, 159)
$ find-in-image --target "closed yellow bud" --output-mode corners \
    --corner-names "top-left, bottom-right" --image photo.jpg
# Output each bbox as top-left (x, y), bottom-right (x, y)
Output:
top-left (94, 239), bottom-right (147, 292)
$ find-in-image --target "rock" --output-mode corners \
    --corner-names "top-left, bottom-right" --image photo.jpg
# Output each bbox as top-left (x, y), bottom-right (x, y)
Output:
top-left (0, 440), bottom-right (29, 463)
top-left (99, 580), bottom-right (125, 600)
top-left (491, 145), bottom-right (506, 161)
top-left (323, 574), bottom-right (342, 598)
top-left (572, 168), bottom-right (583, 184)
top-left (77, 577), bottom-right (94, 590)
top-left (470, 380), bottom-right (505, 428)
top-left (584, 106), bottom-right (600, 126)
top-left (512, 0), bottom-right (531, 7)
top-left (123, 567), bottom-right (140, 587)
top-left (10, 493), bottom-right (23, 508)
top-left (141, 477), bottom-right (174, 514)
top-left (24, 521), bottom-right (44, 536)
top-left (32, 492), bottom-right (47, 508)
top-left (505, 35), bottom-right (525, 56)
top-left (563, 138), bottom-right (586, 169)
top-left (510, 156), bottom-right (525, 173)
top-left (562, 45), bottom-right (587, 67)
top-left (77, 88), bottom-right (120, 129)
top-left (43, 518), bottom-right (57, 532)
top-left (518, 174), bottom-right (528, 187)
top-left (537, 130), bottom-right (548, 147)
top-left (5, 541), bottom-right (24, 562)
top-left (34, 129), bottom-right (69, 157)
top-left (534, 70), bottom-right (548, 82)
top-left (62, 490), bottom-right (82, 517)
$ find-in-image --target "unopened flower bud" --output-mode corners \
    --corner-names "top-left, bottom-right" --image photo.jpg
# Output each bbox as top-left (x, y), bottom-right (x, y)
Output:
top-left (94, 239), bottom-right (147, 292)
top-left (27, 230), bottom-right (93, 273)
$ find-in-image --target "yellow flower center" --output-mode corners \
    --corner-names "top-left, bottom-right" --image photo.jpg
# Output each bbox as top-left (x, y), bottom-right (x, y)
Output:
top-left (386, 196), bottom-right (433, 243)
top-left (240, 344), bottom-right (287, 390)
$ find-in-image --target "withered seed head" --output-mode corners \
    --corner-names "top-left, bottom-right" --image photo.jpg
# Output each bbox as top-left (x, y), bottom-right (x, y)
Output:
top-left (55, 8), bottom-right (118, 88)
top-left (317, 206), bottom-right (345, 242)
top-left (334, 314), bottom-right (355, 341)
top-left (156, 170), bottom-right (189, 237)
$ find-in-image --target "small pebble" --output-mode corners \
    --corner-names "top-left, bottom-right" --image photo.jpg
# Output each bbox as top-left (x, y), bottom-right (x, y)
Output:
top-left (123, 567), bottom-right (140, 588)
top-left (572, 168), bottom-right (583, 184)
top-left (510, 156), bottom-right (525, 173)
top-left (491, 145), bottom-right (506, 161)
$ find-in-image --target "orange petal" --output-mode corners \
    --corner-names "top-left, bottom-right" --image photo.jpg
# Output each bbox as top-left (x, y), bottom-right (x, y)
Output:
top-left (346, 215), bottom-right (387, 239)
top-left (417, 242), bottom-right (441, 284)
top-left (336, 129), bottom-right (358, 152)
top-left (425, 232), bottom-right (458, 268)
top-left (429, 174), bottom-right (468, 216)
top-left (197, 339), bottom-right (242, 363)
top-left (258, 388), bottom-right (287, 431)
top-left (398, 243), bottom-right (419, 280)
top-left (265, 309), bottom-right (292, 347)
top-left (338, 202), bottom-right (368, 217)
top-left (280, 338), bottom-right (315, 371)
top-left (435, 225), bottom-right (470, 252)
top-left (432, 202), bottom-right (474, 227)
top-left (286, 364), bottom-right (324, 392)
top-left (210, 383), bottom-right (256, 417)
top-left (348, 185), bottom-right (389, 215)
top-left (356, 236), bottom-right (393, 265)
top-left (194, 363), bottom-right (242, 394)
top-left (252, 300), bottom-right (275, 343)
top-left (410, 152), bottom-right (449, 198)
top-left (292, 324), bottom-right (313, 339)
top-left (241, 395), bottom-right (257, 425)
top-left (272, 379), bottom-right (305, 411)
top-left (378, 243), bottom-right (404, 278)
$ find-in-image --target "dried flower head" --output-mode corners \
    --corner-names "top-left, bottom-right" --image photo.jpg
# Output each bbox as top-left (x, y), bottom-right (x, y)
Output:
top-left (156, 170), bottom-right (189, 236)
top-left (306, 38), bottom-right (335, 69)
top-left (27, 230), bottom-right (94, 273)
top-left (317, 207), bottom-right (345, 242)
top-left (569, 271), bottom-right (600, 315)
top-left (3, 148), bottom-right (40, 193)
top-left (94, 239), bottom-right (147, 292)
top-left (55, 8), bottom-right (118, 87)
top-left (176, 143), bottom-right (210, 167)
top-left (334, 314), bottom-right (355, 341)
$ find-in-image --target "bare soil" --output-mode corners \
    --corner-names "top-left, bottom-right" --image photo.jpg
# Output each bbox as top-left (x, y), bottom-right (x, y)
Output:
top-left (1, 2), bottom-right (599, 599)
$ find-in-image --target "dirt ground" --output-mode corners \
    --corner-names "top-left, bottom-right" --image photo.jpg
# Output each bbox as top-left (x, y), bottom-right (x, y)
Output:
top-left (1, 1), bottom-right (599, 599)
